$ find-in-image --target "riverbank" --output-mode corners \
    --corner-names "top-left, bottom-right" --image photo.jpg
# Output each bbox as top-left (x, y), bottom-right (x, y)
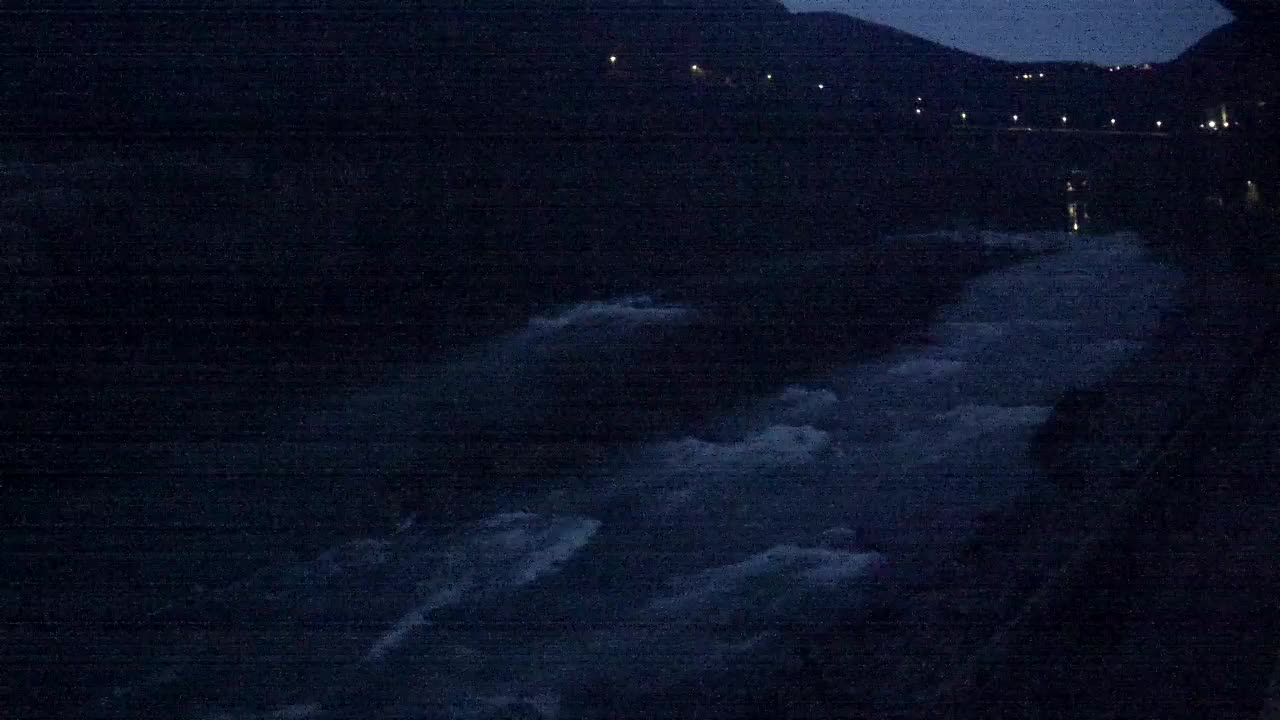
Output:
top-left (935, 194), bottom-right (1280, 718)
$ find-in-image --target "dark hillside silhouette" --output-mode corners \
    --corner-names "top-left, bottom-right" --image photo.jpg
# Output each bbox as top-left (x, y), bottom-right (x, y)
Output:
top-left (0, 1), bottom-right (1020, 132)
top-left (1216, 0), bottom-right (1280, 22)
top-left (1164, 17), bottom-right (1279, 106)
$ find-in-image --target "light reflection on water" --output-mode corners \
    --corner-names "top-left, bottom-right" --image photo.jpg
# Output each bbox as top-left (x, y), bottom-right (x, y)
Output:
top-left (1066, 201), bottom-right (1089, 233)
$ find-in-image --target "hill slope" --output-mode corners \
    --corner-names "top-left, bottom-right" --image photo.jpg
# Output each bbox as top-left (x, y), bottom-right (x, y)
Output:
top-left (0, 0), bottom-right (1013, 130)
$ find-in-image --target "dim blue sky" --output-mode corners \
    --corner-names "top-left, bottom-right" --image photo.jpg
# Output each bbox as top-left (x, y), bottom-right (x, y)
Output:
top-left (781, 0), bottom-right (1234, 65)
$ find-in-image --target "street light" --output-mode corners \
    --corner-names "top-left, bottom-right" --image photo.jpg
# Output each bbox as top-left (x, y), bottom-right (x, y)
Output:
top-left (609, 55), bottom-right (617, 64)
top-left (1110, 118), bottom-right (1117, 126)
top-left (915, 107), bottom-right (922, 115)
top-left (766, 73), bottom-right (772, 80)
top-left (960, 112), bottom-right (967, 121)
top-left (1062, 115), bottom-right (1068, 125)
top-left (691, 64), bottom-right (699, 72)
top-left (1155, 120), bottom-right (1163, 129)
top-left (817, 83), bottom-right (825, 90)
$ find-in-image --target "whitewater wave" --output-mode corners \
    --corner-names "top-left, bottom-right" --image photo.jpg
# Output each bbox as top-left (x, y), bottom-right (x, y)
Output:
top-left (936, 404), bottom-right (1053, 438)
top-left (366, 583), bottom-right (471, 661)
top-left (649, 545), bottom-right (886, 617)
top-left (526, 295), bottom-right (691, 333)
top-left (365, 513), bottom-right (602, 661)
top-left (276, 539), bottom-right (391, 590)
top-left (909, 229), bottom-right (1073, 252)
top-left (195, 702), bottom-right (324, 720)
top-left (777, 386), bottom-right (840, 421)
top-left (888, 358), bottom-right (968, 379)
top-left (659, 425), bottom-right (833, 471)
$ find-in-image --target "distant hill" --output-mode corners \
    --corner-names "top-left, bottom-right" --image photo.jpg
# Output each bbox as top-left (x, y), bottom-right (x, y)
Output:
top-left (1216, 0), bottom-right (1280, 22)
top-left (786, 12), bottom-right (1004, 102)
top-left (1164, 18), bottom-right (1278, 107)
top-left (0, 0), bottom-right (1018, 132)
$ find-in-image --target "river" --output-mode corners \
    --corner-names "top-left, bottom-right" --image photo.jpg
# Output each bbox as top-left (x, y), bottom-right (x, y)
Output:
top-left (72, 224), bottom-right (1181, 720)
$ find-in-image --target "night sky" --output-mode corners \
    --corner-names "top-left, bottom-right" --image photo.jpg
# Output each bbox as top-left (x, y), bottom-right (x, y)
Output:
top-left (783, 0), bottom-right (1234, 64)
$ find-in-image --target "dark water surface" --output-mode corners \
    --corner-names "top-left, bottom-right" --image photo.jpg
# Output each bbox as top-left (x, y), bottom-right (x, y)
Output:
top-left (2, 142), bottom-right (1170, 718)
